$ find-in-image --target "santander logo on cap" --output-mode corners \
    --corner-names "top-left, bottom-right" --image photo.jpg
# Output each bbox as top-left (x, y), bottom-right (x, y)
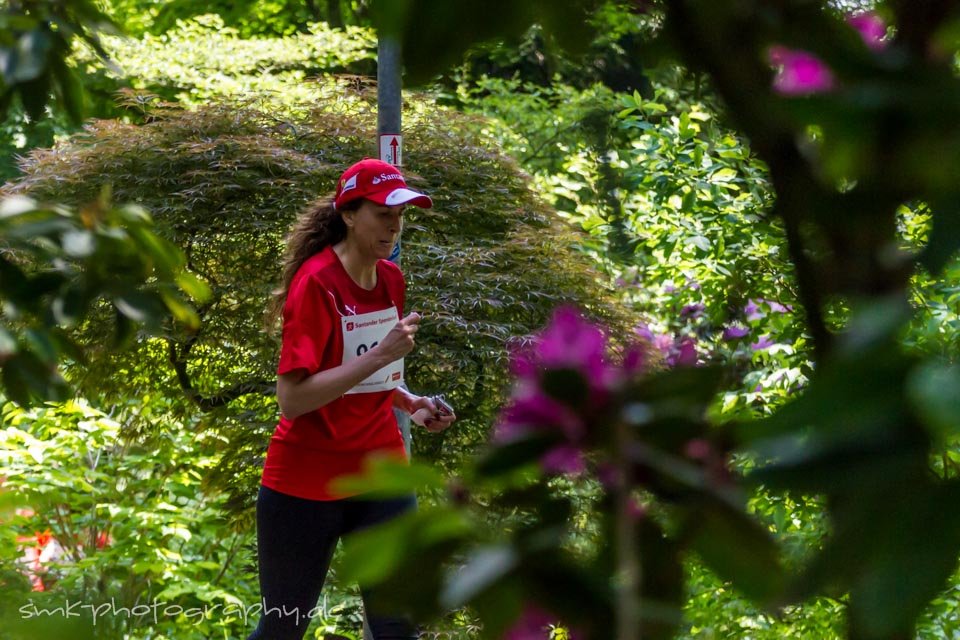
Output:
top-left (334, 159), bottom-right (433, 211)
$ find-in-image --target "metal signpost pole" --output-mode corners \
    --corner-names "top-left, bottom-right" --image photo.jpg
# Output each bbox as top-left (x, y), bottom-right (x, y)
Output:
top-left (364, 33), bottom-right (405, 640)
top-left (376, 34), bottom-right (412, 457)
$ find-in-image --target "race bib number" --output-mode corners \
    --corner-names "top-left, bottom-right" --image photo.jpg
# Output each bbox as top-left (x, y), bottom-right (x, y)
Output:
top-left (341, 306), bottom-right (403, 394)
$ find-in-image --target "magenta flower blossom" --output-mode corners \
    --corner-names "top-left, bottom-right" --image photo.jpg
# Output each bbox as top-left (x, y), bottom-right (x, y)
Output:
top-left (496, 391), bottom-right (584, 442)
top-left (649, 333), bottom-right (698, 367)
top-left (622, 344), bottom-right (646, 374)
top-left (502, 605), bottom-right (580, 640)
top-left (653, 333), bottom-right (674, 355)
top-left (848, 12), bottom-right (887, 50)
top-left (596, 463), bottom-right (620, 490)
top-left (508, 338), bottom-right (539, 380)
top-left (541, 445), bottom-right (586, 475)
top-left (723, 325), bottom-right (750, 340)
top-left (766, 299), bottom-right (791, 313)
top-left (751, 335), bottom-right (775, 351)
top-left (681, 303), bottom-right (706, 319)
top-left (684, 438), bottom-right (713, 460)
top-left (672, 337), bottom-right (698, 366)
top-left (634, 323), bottom-right (654, 343)
top-left (768, 45), bottom-right (835, 95)
top-left (744, 298), bottom-right (792, 320)
top-left (537, 306), bottom-right (608, 383)
top-left (627, 498), bottom-right (647, 521)
top-left (502, 606), bottom-right (553, 640)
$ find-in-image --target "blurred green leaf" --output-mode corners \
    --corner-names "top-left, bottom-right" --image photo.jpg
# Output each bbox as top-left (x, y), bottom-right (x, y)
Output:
top-left (475, 433), bottom-right (557, 477)
top-left (638, 520), bottom-right (684, 640)
top-left (907, 362), bottom-right (960, 441)
top-left (175, 272), bottom-right (213, 303)
top-left (686, 501), bottom-right (785, 604)
top-left (442, 544), bottom-right (519, 609)
top-left (114, 291), bottom-right (166, 325)
top-left (340, 508), bottom-right (469, 586)
top-left (332, 457), bottom-right (447, 498)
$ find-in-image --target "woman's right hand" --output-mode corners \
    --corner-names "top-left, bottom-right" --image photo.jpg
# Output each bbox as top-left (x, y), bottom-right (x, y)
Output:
top-left (372, 312), bottom-right (421, 363)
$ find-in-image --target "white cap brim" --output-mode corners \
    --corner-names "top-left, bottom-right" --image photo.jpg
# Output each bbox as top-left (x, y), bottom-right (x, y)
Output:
top-left (383, 187), bottom-right (433, 208)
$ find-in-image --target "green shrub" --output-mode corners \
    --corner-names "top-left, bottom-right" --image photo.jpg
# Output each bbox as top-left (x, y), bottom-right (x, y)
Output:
top-left (4, 91), bottom-right (634, 508)
top-left (0, 399), bottom-right (259, 640)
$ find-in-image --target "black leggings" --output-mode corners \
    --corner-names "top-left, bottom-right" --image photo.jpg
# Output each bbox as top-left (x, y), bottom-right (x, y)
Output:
top-left (246, 485), bottom-right (418, 640)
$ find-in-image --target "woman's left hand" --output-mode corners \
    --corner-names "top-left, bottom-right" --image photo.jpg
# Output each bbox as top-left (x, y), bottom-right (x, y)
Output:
top-left (409, 395), bottom-right (456, 433)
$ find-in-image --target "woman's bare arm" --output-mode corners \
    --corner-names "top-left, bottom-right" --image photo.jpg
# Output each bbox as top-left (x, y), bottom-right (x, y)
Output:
top-left (277, 312), bottom-right (420, 419)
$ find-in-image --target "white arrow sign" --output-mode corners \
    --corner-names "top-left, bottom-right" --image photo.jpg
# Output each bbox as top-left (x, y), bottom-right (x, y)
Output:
top-left (379, 134), bottom-right (402, 166)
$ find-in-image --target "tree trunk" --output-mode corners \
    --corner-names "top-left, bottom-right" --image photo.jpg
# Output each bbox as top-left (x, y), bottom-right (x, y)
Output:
top-left (303, 0), bottom-right (322, 22)
top-left (326, 0), bottom-right (344, 28)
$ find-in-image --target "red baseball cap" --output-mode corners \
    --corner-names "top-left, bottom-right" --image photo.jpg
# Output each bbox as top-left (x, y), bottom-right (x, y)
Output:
top-left (333, 159), bottom-right (433, 210)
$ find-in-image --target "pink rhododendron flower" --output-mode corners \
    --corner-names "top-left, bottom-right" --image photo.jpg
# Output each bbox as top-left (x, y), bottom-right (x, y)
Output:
top-left (768, 45), bottom-right (835, 95)
top-left (502, 606), bottom-right (553, 640)
top-left (751, 335), bottom-right (775, 351)
top-left (681, 303), bottom-right (705, 319)
top-left (650, 333), bottom-right (698, 367)
top-left (496, 391), bottom-right (584, 442)
top-left (684, 438), bottom-right (713, 460)
top-left (652, 333), bottom-right (674, 355)
top-left (502, 605), bottom-right (581, 640)
top-left (634, 323), bottom-right (654, 343)
top-left (723, 325), bottom-right (750, 340)
top-left (627, 498), bottom-right (647, 521)
top-left (744, 298), bottom-right (791, 320)
top-left (672, 337), bottom-right (698, 367)
top-left (596, 463), bottom-right (621, 490)
top-left (537, 306), bottom-right (608, 382)
top-left (622, 345), bottom-right (646, 374)
top-left (766, 300), bottom-right (791, 313)
top-left (848, 12), bottom-right (887, 50)
top-left (508, 339), bottom-right (539, 380)
top-left (541, 445), bottom-right (586, 475)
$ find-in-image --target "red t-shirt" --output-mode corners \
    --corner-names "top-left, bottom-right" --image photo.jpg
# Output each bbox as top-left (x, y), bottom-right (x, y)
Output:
top-left (261, 246), bottom-right (407, 500)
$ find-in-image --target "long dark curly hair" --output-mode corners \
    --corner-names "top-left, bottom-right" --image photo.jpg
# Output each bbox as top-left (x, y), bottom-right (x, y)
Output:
top-left (264, 195), bottom-right (361, 331)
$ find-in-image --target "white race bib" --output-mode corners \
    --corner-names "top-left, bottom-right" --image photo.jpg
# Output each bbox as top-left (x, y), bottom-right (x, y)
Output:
top-left (341, 306), bottom-right (403, 394)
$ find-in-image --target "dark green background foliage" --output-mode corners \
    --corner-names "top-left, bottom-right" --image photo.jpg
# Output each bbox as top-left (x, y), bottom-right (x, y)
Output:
top-left (102, 0), bottom-right (367, 36)
top-left (4, 93), bottom-right (633, 504)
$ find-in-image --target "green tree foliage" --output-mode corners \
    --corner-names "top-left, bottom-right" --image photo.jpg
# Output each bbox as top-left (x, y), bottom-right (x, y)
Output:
top-left (4, 90), bottom-right (633, 504)
top-left (0, 0), bottom-right (118, 123)
top-left (75, 15), bottom-right (377, 109)
top-left (0, 192), bottom-right (211, 406)
top-left (0, 14), bottom-right (378, 183)
top-left (456, 77), bottom-right (803, 408)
